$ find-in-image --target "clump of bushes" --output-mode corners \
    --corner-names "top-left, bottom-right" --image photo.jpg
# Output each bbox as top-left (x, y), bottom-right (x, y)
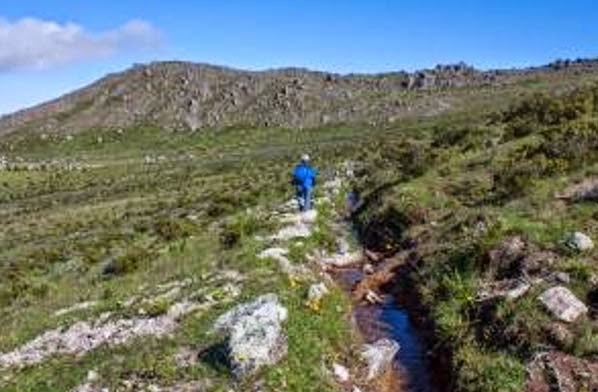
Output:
top-left (219, 213), bottom-right (261, 249)
top-left (154, 217), bottom-right (196, 241)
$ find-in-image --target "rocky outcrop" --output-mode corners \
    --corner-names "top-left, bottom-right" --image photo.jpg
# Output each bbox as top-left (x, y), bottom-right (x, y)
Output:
top-left (213, 294), bottom-right (288, 378)
top-left (0, 299), bottom-right (210, 368)
top-left (3, 59), bottom-right (598, 137)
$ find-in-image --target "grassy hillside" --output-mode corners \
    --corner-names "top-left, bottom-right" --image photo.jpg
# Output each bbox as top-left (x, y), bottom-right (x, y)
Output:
top-left (0, 71), bottom-right (597, 391)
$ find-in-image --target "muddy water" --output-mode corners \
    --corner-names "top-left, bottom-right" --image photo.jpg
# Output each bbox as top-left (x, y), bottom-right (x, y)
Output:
top-left (334, 268), bottom-right (439, 392)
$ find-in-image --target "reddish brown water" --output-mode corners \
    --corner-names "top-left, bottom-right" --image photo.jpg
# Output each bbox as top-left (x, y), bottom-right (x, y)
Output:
top-left (335, 268), bottom-right (440, 392)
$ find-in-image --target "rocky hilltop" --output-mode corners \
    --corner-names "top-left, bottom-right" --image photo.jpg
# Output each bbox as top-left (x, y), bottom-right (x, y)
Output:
top-left (2, 58), bottom-right (598, 137)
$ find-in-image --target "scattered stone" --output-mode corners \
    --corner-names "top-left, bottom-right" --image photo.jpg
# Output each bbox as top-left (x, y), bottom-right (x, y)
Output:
top-left (213, 294), bottom-right (288, 378)
top-left (525, 351), bottom-right (598, 392)
top-left (363, 263), bottom-right (375, 275)
top-left (477, 279), bottom-right (531, 301)
top-left (174, 346), bottom-right (199, 368)
top-left (258, 247), bottom-right (308, 277)
top-left (360, 338), bottom-right (400, 380)
top-left (337, 237), bottom-right (350, 254)
top-left (307, 282), bottom-right (329, 304)
top-left (332, 362), bottom-right (350, 383)
top-left (86, 370), bottom-right (100, 383)
top-left (538, 286), bottom-right (588, 323)
top-left (321, 251), bottom-right (363, 267)
top-left (258, 247), bottom-right (288, 260)
top-left (566, 232), bottom-right (594, 252)
top-left (270, 223), bottom-right (312, 241)
top-left (555, 272), bottom-right (571, 284)
top-left (364, 290), bottom-right (384, 305)
top-left (279, 209), bottom-right (318, 225)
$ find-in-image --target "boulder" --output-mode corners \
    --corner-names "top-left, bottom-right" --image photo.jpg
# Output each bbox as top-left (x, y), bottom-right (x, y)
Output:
top-left (213, 294), bottom-right (288, 378)
top-left (360, 338), bottom-right (400, 380)
top-left (538, 286), bottom-right (588, 323)
top-left (566, 232), bottom-right (594, 252)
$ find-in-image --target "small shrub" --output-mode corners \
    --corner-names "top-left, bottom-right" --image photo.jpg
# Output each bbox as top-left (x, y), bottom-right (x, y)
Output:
top-left (102, 247), bottom-right (150, 276)
top-left (143, 298), bottom-right (170, 317)
top-left (154, 217), bottom-right (195, 241)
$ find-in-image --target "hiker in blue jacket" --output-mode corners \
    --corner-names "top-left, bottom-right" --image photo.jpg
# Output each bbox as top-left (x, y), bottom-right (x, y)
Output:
top-left (293, 154), bottom-right (318, 212)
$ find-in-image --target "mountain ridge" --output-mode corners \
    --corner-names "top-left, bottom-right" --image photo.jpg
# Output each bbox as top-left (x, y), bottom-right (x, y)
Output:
top-left (1, 57), bottom-right (598, 138)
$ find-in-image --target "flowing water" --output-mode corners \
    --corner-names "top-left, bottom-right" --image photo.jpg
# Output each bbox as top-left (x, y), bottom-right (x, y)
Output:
top-left (334, 268), bottom-right (440, 392)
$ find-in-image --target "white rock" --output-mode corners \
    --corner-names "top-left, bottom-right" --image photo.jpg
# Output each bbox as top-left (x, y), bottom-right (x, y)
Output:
top-left (365, 290), bottom-right (384, 304)
top-left (567, 232), bottom-right (594, 251)
top-left (321, 251), bottom-right (363, 267)
top-left (258, 247), bottom-right (289, 260)
top-left (279, 209), bottom-right (318, 225)
top-left (213, 294), bottom-right (288, 378)
top-left (337, 237), bottom-right (350, 255)
top-left (538, 286), bottom-right (588, 323)
top-left (270, 223), bottom-right (313, 241)
top-left (0, 297), bottom-right (216, 368)
top-left (332, 362), bottom-right (350, 383)
top-left (86, 370), bottom-right (99, 382)
top-left (360, 338), bottom-right (400, 380)
top-left (363, 263), bottom-right (375, 275)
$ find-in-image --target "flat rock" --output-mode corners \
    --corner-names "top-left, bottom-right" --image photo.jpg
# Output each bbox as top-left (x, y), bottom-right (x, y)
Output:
top-left (321, 251), bottom-right (363, 267)
top-left (258, 247), bottom-right (308, 277)
top-left (270, 223), bottom-right (313, 241)
top-left (538, 286), bottom-right (588, 323)
top-left (213, 294), bottom-right (288, 378)
top-left (477, 279), bottom-right (531, 301)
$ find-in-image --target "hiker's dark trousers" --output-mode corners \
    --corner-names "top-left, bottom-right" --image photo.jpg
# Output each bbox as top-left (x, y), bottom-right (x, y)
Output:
top-left (296, 186), bottom-right (313, 212)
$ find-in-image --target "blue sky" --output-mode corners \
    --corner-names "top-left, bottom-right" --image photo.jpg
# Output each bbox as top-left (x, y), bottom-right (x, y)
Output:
top-left (0, 0), bottom-right (596, 114)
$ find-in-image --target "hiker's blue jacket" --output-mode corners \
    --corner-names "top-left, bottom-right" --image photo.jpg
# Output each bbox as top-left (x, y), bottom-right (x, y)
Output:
top-left (293, 163), bottom-right (317, 189)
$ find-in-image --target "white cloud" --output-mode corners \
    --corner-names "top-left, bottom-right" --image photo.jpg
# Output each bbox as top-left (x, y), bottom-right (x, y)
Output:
top-left (0, 17), bottom-right (162, 72)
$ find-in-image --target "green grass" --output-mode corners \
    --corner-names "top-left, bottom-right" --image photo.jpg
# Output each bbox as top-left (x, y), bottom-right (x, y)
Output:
top-left (1, 78), bottom-right (598, 391)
